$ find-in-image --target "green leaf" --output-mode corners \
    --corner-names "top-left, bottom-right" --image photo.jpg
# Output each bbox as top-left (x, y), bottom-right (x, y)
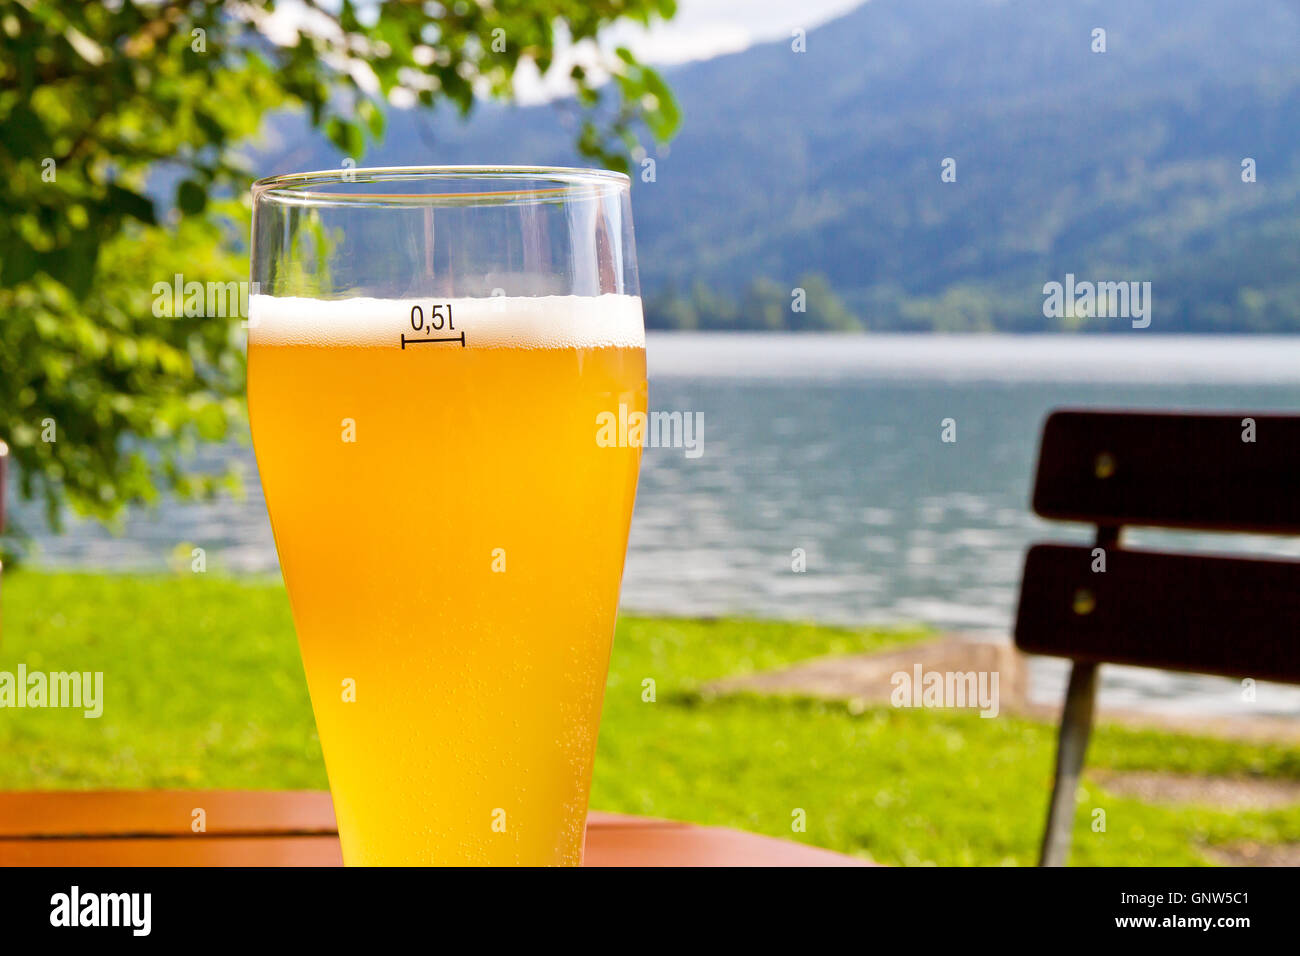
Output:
top-left (0, 238), bottom-right (39, 285)
top-left (325, 116), bottom-right (365, 158)
top-left (176, 180), bottom-right (207, 216)
top-left (107, 183), bottom-right (157, 225)
top-left (193, 110), bottom-right (227, 146)
top-left (358, 100), bottom-right (385, 139)
top-left (641, 67), bottom-right (681, 140)
top-left (0, 102), bottom-right (52, 157)
top-left (42, 230), bottom-right (100, 298)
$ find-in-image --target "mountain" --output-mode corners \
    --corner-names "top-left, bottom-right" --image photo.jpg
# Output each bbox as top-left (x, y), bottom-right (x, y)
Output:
top-left (252, 0), bottom-right (1300, 332)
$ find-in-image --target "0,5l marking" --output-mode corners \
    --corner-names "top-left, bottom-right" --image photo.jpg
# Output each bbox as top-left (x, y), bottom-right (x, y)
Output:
top-left (402, 303), bottom-right (465, 348)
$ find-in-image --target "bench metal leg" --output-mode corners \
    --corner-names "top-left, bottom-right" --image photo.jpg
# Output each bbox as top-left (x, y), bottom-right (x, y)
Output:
top-left (1038, 660), bottom-right (1098, 867)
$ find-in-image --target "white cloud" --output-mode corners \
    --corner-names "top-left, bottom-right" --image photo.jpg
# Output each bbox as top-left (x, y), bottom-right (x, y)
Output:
top-left (624, 0), bottom-right (866, 64)
top-left (511, 0), bottom-right (866, 103)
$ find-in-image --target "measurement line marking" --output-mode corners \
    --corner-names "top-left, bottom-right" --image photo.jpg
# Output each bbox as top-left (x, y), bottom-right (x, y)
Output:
top-left (401, 331), bottom-right (466, 349)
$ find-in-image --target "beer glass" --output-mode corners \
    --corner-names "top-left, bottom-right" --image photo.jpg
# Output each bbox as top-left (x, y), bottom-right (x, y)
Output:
top-left (247, 167), bottom-right (645, 865)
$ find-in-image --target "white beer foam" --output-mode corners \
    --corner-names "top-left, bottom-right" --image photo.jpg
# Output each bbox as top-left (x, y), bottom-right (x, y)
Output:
top-left (248, 294), bottom-right (645, 349)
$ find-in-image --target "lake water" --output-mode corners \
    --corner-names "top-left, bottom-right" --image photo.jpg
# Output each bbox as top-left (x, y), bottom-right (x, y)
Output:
top-left (13, 334), bottom-right (1300, 717)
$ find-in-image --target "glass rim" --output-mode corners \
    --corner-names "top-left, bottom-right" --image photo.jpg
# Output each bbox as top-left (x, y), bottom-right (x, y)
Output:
top-left (251, 164), bottom-right (631, 208)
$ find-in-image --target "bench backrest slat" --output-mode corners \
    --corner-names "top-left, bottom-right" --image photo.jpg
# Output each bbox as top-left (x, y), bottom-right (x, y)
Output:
top-left (1032, 410), bottom-right (1300, 533)
top-left (1015, 544), bottom-right (1300, 684)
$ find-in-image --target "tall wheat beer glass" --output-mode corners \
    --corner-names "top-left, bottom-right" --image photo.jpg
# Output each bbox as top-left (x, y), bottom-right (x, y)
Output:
top-left (247, 168), bottom-right (645, 865)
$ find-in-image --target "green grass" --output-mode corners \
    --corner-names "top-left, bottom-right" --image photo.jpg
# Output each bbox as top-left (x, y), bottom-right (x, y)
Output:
top-left (2, 571), bottom-right (1298, 865)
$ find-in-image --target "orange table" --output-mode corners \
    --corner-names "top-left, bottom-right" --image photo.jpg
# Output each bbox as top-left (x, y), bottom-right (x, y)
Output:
top-left (0, 791), bottom-right (865, 866)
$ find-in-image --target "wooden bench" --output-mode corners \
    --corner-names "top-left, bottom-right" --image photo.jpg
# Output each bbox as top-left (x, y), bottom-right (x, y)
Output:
top-left (1014, 410), bottom-right (1300, 866)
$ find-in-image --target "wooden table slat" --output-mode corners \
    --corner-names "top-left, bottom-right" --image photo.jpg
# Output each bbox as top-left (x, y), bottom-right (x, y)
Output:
top-left (0, 791), bottom-right (867, 867)
top-left (0, 789), bottom-right (337, 838)
top-left (0, 836), bottom-right (344, 867)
